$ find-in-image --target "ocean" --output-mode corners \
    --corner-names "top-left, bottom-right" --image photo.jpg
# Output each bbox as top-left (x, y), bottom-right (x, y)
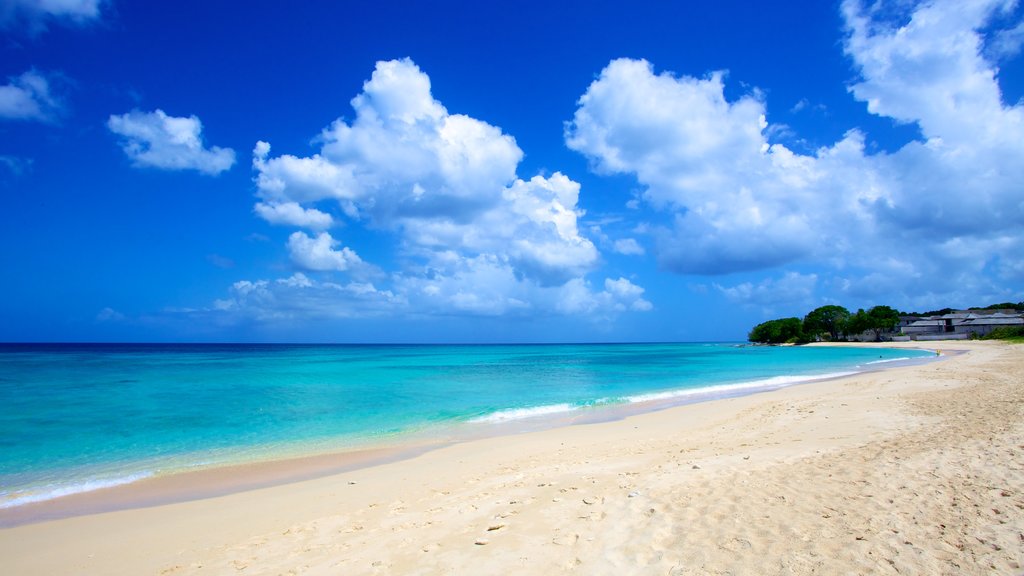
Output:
top-left (0, 342), bottom-right (933, 510)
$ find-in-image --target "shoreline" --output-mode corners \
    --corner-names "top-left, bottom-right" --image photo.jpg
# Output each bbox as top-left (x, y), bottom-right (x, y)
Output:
top-left (2, 340), bottom-right (1021, 574)
top-left (0, 343), bottom-right (937, 527)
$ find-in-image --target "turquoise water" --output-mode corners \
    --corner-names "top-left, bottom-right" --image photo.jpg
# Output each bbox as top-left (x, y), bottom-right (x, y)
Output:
top-left (0, 343), bottom-right (932, 508)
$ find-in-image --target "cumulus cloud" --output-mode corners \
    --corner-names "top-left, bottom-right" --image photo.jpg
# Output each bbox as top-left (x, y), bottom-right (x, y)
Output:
top-left (566, 58), bottom-right (820, 275)
top-left (397, 253), bottom-right (533, 316)
top-left (238, 58), bottom-right (635, 322)
top-left (604, 277), bottom-right (654, 311)
top-left (1, 0), bottom-right (103, 32)
top-left (286, 231), bottom-right (364, 273)
top-left (252, 59), bottom-right (522, 221)
top-left (0, 70), bottom-right (63, 122)
top-left (556, 277), bottom-right (653, 315)
top-left (107, 109), bottom-right (236, 175)
top-left (566, 0), bottom-right (1024, 307)
top-left (384, 250), bottom-right (653, 318)
top-left (842, 0), bottom-right (1024, 234)
top-left (252, 60), bottom-right (597, 286)
top-left (398, 173), bottom-right (599, 285)
top-left (254, 201), bottom-right (333, 230)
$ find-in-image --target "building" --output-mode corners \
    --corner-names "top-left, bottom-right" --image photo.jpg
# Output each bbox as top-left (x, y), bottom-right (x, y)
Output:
top-left (894, 310), bottom-right (1024, 341)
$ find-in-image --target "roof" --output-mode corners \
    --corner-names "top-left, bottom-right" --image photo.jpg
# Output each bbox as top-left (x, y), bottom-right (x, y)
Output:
top-left (960, 317), bottom-right (1024, 326)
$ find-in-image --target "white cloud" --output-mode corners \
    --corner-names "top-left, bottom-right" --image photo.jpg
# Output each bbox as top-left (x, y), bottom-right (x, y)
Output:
top-left (988, 18), bottom-right (1024, 59)
top-left (252, 141), bottom-right (359, 209)
top-left (716, 272), bottom-right (818, 308)
top-left (287, 231), bottom-right (364, 272)
top-left (208, 262), bottom-right (654, 326)
top-left (567, 60), bottom-right (763, 192)
top-left (387, 251), bottom-right (651, 318)
top-left (0, 70), bottom-right (62, 122)
top-left (556, 277), bottom-right (653, 315)
top-left (108, 109), bottom-right (236, 175)
top-left (842, 0), bottom-right (1024, 234)
top-left (566, 58), bottom-right (820, 275)
top-left (254, 201), bottom-right (333, 230)
top-left (212, 273), bottom-right (405, 321)
top-left (604, 277), bottom-right (653, 311)
top-left (565, 0), bottom-right (1024, 308)
top-left (1, 0), bottom-right (103, 31)
top-left (251, 60), bottom-right (583, 281)
top-left (397, 253), bottom-right (532, 316)
top-left (242, 58), bottom-right (633, 321)
top-left (398, 172), bottom-right (598, 285)
top-left (842, 0), bottom-right (1017, 145)
top-left (254, 59), bottom-right (522, 221)
top-left (8, 0), bottom-right (102, 19)
top-left (613, 237), bottom-right (645, 256)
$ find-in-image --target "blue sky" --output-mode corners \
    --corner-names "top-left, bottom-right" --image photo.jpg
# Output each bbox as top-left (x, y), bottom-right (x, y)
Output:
top-left (1, 0), bottom-right (1022, 343)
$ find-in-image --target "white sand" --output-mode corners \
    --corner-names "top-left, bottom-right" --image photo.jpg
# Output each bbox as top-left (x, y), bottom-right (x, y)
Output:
top-left (1, 340), bottom-right (1022, 575)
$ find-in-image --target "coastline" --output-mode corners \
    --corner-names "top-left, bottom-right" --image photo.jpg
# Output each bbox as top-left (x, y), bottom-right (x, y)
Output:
top-left (0, 343), bottom-right (932, 524)
top-left (1, 340), bottom-right (1021, 574)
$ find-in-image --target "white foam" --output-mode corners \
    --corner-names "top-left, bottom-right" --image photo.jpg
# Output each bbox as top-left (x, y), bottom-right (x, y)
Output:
top-left (470, 371), bottom-right (860, 424)
top-left (470, 403), bottom-right (577, 423)
top-left (864, 357), bottom-right (911, 365)
top-left (626, 372), bottom-right (858, 404)
top-left (0, 471), bottom-right (154, 509)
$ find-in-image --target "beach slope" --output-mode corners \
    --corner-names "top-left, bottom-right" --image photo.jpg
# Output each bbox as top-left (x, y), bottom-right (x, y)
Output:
top-left (2, 341), bottom-right (1022, 574)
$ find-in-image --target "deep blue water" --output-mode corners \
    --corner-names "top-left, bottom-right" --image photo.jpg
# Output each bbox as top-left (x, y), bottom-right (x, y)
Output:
top-left (0, 342), bottom-right (932, 508)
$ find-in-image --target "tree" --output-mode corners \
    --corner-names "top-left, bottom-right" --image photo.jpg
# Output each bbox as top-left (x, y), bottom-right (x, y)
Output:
top-left (867, 305), bottom-right (900, 340)
top-left (802, 305), bottom-right (850, 341)
top-left (906, 307), bottom-right (955, 316)
top-left (748, 317), bottom-right (805, 344)
top-left (978, 302), bottom-right (1024, 312)
top-left (842, 305), bottom-right (900, 341)
top-left (843, 308), bottom-right (869, 338)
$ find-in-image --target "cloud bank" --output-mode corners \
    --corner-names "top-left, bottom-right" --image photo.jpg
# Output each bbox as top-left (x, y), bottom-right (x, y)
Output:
top-left (211, 0), bottom-right (1021, 328)
top-left (566, 0), bottom-right (1024, 310)
top-left (219, 58), bottom-right (650, 324)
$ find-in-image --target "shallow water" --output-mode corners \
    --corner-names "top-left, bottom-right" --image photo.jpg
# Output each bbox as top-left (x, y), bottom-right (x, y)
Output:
top-left (0, 342), bottom-right (932, 508)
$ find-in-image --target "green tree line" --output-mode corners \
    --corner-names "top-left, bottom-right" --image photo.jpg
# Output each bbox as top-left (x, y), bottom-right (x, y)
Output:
top-left (748, 301), bottom-right (1024, 344)
top-left (748, 305), bottom-right (900, 344)
top-left (902, 302), bottom-right (1024, 316)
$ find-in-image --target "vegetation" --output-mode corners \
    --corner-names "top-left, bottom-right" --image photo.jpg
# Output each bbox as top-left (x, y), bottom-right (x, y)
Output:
top-left (904, 301), bottom-right (1024, 315)
top-left (749, 301), bottom-right (1022, 345)
top-left (845, 305), bottom-right (901, 342)
top-left (802, 305), bottom-right (850, 341)
top-left (979, 326), bottom-right (1024, 343)
top-left (748, 317), bottom-right (807, 344)
top-left (971, 302), bottom-right (1024, 312)
top-left (903, 307), bottom-right (955, 316)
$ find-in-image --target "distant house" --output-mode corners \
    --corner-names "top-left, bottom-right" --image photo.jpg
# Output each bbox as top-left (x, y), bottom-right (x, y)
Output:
top-left (894, 310), bottom-right (1024, 341)
top-left (957, 313), bottom-right (1024, 336)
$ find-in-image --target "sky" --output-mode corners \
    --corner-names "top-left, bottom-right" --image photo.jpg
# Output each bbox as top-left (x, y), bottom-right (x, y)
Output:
top-left (1, 0), bottom-right (1022, 343)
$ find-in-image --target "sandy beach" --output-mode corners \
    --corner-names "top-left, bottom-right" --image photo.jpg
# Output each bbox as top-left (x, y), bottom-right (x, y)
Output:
top-left (1, 340), bottom-right (1022, 575)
